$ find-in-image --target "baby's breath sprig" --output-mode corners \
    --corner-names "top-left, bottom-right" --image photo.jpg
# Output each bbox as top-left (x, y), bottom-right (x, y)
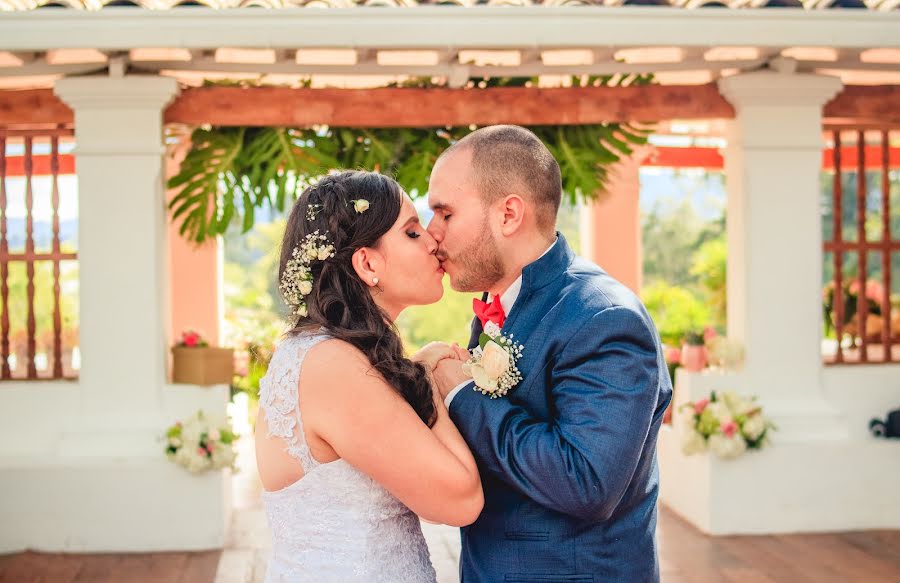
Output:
top-left (279, 230), bottom-right (335, 320)
top-left (306, 204), bottom-right (323, 222)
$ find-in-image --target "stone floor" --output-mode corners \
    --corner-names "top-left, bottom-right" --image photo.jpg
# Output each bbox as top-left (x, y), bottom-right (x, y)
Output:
top-left (3, 438), bottom-right (899, 582)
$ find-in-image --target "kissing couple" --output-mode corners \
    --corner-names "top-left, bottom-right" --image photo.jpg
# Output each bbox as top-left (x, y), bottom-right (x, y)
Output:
top-left (254, 125), bottom-right (673, 583)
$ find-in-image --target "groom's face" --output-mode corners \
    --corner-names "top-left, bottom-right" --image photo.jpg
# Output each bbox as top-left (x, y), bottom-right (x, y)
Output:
top-left (427, 150), bottom-right (504, 293)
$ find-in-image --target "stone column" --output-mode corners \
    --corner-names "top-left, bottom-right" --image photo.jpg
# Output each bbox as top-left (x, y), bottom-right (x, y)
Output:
top-left (717, 65), bottom-right (846, 441)
top-left (54, 76), bottom-right (179, 444)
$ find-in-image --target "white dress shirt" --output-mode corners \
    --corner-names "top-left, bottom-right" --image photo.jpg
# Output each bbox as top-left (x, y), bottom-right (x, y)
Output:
top-left (444, 238), bottom-right (558, 407)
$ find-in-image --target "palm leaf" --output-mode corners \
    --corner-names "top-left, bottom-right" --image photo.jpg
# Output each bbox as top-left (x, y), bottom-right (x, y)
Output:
top-left (168, 78), bottom-right (658, 242)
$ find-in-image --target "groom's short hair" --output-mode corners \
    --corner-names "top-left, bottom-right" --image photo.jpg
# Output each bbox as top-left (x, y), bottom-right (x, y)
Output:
top-left (443, 125), bottom-right (562, 232)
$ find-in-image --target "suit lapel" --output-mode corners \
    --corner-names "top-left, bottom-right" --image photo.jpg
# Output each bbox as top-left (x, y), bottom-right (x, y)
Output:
top-left (467, 316), bottom-right (483, 351)
top-left (490, 234), bottom-right (575, 395)
top-left (467, 292), bottom-right (488, 350)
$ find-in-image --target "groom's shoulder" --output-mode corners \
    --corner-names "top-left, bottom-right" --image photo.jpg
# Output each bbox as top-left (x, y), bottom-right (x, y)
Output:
top-left (560, 256), bottom-right (648, 318)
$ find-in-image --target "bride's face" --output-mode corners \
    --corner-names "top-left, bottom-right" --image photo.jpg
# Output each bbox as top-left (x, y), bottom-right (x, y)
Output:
top-left (371, 197), bottom-right (444, 316)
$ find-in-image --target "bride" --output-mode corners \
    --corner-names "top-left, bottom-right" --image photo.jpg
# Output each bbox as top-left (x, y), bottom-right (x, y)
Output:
top-left (255, 170), bottom-right (483, 582)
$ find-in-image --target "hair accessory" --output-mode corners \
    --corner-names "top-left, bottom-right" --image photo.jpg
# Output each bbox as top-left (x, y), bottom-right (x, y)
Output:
top-left (279, 230), bottom-right (335, 319)
top-left (306, 204), bottom-right (323, 222)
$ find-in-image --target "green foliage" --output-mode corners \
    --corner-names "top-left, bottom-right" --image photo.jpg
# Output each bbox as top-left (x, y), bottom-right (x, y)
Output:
top-left (222, 217), bottom-right (290, 404)
top-left (641, 281), bottom-right (711, 346)
top-left (169, 123), bottom-right (648, 244)
top-left (640, 173), bottom-right (726, 340)
top-left (5, 250), bottom-right (79, 357)
top-left (168, 75), bottom-right (655, 244)
top-left (396, 279), bottom-right (473, 354)
top-left (820, 169), bottom-right (900, 294)
top-left (684, 330), bottom-right (705, 346)
top-left (690, 237), bottom-right (727, 330)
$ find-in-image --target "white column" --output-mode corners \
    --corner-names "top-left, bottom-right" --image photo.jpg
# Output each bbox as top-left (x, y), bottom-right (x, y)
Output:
top-left (718, 66), bottom-right (846, 441)
top-left (54, 76), bottom-right (179, 445)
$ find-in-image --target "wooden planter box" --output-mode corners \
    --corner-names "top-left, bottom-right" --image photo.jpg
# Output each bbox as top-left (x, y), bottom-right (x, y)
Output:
top-left (172, 346), bottom-right (234, 386)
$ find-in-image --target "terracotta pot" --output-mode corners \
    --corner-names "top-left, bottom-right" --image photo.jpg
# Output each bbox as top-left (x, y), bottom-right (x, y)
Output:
top-left (680, 344), bottom-right (707, 372)
top-left (172, 346), bottom-right (234, 385)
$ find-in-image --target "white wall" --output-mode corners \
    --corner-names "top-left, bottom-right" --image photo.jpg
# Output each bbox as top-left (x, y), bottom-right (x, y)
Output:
top-left (660, 369), bottom-right (900, 535)
top-left (0, 383), bottom-right (231, 553)
top-left (823, 365), bottom-right (900, 440)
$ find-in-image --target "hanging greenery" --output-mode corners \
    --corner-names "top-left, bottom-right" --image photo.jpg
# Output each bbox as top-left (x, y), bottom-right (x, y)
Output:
top-left (168, 75), bottom-right (655, 244)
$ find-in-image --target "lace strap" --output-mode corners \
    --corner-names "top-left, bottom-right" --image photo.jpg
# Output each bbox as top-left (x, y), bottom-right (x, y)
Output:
top-left (258, 331), bottom-right (331, 473)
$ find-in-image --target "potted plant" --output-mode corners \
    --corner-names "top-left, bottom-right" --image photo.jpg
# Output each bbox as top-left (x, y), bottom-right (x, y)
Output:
top-left (680, 330), bottom-right (707, 372)
top-left (171, 330), bottom-right (234, 386)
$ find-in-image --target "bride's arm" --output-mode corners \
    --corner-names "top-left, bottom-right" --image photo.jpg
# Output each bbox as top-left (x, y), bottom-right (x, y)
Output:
top-left (302, 339), bottom-right (483, 527)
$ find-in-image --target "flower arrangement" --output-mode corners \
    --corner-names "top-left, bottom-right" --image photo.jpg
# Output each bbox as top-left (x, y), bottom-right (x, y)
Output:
top-left (176, 329), bottom-right (209, 348)
top-left (165, 410), bottom-right (238, 474)
top-left (462, 321), bottom-right (524, 399)
top-left (678, 390), bottom-right (775, 460)
top-left (706, 336), bottom-right (745, 370)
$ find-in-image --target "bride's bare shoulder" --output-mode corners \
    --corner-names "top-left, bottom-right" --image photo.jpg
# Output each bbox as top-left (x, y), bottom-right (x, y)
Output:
top-left (301, 336), bottom-right (385, 391)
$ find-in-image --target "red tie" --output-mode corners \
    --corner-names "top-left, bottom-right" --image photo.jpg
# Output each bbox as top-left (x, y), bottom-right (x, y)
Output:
top-left (473, 294), bottom-right (506, 328)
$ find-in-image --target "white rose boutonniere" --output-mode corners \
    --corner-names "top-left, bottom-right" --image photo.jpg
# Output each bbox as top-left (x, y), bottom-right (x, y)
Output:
top-left (462, 324), bottom-right (524, 399)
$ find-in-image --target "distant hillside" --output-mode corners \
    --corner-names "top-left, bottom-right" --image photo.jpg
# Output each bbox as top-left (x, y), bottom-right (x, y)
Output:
top-left (4, 219), bottom-right (78, 251)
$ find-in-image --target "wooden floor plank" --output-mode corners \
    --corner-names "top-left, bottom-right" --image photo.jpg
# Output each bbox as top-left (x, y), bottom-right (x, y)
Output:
top-left (179, 550), bottom-right (222, 583)
top-left (841, 531), bottom-right (900, 568)
top-left (2, 508), bottom-right (898, 583)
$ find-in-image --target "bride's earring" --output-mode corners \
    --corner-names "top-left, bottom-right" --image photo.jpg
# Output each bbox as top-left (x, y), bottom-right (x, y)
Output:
top-left (372, 277), bottom-right (379, 286)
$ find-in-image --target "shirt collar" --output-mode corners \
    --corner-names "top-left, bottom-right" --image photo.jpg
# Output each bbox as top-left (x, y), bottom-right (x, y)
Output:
top-left (497, 237), bottom-right (558, 315)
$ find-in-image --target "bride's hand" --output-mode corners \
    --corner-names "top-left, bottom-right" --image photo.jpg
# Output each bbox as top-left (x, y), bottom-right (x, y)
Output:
top-left (449, 343), bottom-right (471, 362)
top-left (411, 342), bottom-right (457, 372)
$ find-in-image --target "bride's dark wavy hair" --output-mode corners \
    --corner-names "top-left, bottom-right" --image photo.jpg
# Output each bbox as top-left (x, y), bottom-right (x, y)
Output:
top-left (278, 170), bottom-right (437, 428)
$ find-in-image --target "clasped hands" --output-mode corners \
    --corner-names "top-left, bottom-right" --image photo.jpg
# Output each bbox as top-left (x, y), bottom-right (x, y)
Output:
top-left (412, 342), bottom-right (473, 401)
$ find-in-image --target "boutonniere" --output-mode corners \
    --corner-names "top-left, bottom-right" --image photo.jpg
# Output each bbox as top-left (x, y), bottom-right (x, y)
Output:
top-left (463, 321), bottom-right (524, 399)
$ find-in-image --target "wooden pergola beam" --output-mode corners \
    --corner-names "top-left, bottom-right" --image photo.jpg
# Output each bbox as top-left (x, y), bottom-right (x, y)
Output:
top-left (822, 85), bottom-right (900, 127)
top-left (163, 84), bottom-right (735, 127)
top-left (0, 88), bottom-right (73, 126)
top-left (1, 84), bottom-right (898, 128)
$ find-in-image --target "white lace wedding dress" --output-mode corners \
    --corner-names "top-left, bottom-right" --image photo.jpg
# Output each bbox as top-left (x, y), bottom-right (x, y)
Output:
top-left (258, 330), bottom-right (437, 583)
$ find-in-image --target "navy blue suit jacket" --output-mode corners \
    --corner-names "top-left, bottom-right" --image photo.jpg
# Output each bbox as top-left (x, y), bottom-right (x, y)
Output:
top-left (450, 234), bottom-right (672, 583)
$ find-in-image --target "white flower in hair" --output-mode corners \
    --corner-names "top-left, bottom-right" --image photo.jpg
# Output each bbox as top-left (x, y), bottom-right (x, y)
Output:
top-left (352, 199), bottom-right (370, 214)
top-left (279, 230), bottom-right (335, 320)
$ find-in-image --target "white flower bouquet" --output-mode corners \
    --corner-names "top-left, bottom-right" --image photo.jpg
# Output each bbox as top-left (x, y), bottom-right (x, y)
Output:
top-left (678, 390), bottom-right (775, 460)
top-left (165, 410), bottom-right (239, 474)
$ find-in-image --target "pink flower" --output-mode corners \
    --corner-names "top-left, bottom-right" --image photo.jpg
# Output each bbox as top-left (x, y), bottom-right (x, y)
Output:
top-left (665, 347), bottom-right (682, 364)
top-left (703, 326), bottom-right (718, 342)
top-left (197, 447), bottom-right (207, 456)
top-left (866, 280), bottom-right (885, 301)
top-left (721, 419), bottom-right (738, 438)
top-left (849, 279), bottom-right (885, 302)
top-left (694, 399), bottom-right (710, 414)
top-left (182, 331), bottom-right (201, 347)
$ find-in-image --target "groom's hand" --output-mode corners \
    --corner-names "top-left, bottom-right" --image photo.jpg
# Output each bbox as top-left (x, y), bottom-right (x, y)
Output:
top-left (411, 342), bottom-right (456, 372)
top-left (433, 358), bottom-right (471, 400)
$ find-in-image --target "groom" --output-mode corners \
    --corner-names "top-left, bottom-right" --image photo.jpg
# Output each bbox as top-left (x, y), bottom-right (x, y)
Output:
top-left (427, 125), bottom-right (672, 582)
